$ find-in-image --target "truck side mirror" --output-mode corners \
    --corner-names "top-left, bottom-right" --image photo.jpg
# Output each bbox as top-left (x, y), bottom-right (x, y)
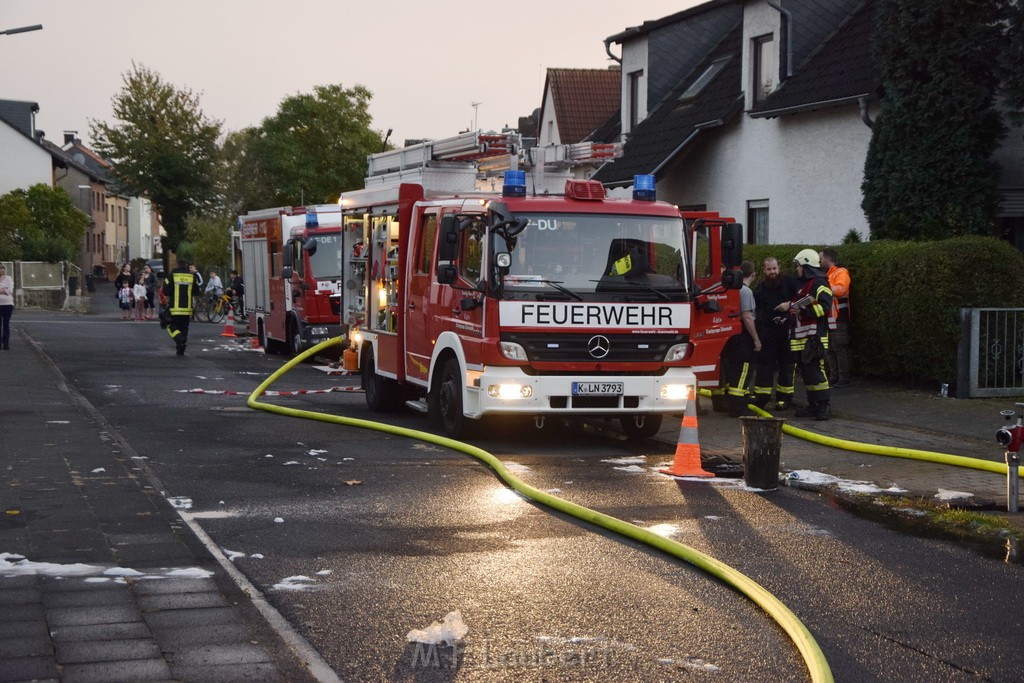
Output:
top-left (721, 223), bottom-right (743, 268)
top-left (438, 215), bottom-right (459, 262)
top-left (721, 268), bottom-right (743, 289)
top-left (437, 263), bottom-right (457, 285)
top-left (303, 237), bottom-right (318, 255)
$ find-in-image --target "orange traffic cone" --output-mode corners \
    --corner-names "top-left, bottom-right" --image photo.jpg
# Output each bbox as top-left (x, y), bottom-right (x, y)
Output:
top-left (658, 388), bottom-right (714, 478)
top-left (250, 335), bottom-right (262, 350)
top-left (220, 305), bottom-right (237, 338)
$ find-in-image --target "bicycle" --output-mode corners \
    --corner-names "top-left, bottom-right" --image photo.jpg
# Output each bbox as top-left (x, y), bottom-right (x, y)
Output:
top-left (203, 292), bottom-right (245, 324)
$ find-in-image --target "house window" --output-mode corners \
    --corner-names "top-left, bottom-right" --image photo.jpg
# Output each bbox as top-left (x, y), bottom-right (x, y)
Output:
top-left (627, 70), bottom-right (643, 133)
top-left (677, 58), bottom-right (731, 107)
top-left (747, 200), bottom-right (769, 244)
top-left (752, 34), bottom-right (774, 105)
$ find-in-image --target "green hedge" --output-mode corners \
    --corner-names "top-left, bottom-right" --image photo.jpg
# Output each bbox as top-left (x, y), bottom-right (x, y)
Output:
top-left (739, 238), bottom-right (1024, 387)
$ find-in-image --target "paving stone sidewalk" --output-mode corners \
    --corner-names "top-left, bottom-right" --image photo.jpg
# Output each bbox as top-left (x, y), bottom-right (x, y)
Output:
top-left (0, 328), bottom-right (316, 683)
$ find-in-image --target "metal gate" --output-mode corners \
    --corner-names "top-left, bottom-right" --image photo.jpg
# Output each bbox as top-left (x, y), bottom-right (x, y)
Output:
top-left (957, 308), bottom-right (1024, 398)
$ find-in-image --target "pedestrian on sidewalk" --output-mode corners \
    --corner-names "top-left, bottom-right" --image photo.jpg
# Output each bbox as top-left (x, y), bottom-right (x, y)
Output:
top-left (164, 259), bottom-right (196, 355)
top-left (819, 248), bottom-right (851, 388)
top-left (117, 281), bottom-right (135, 320)
top-left (114, 263), bottom-right (134, 292)
top-left (133, 278), bottom-right (148, 321)
top-left (142, 263), bottom-right (158, 320)
top-left (0, 263), bottom-right (13, 350)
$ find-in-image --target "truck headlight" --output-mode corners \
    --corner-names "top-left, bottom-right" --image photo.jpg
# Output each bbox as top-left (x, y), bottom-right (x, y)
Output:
top-left (660, 384), bottom-right (690, 401)
top-left (499, 342), bottom-right (528, 361)
top-left (309, 326), bottom-right (329, 336)
top-left (487, 384), bottom-right (533, 399)
top-left (664, 343), bottom-right (690, 362)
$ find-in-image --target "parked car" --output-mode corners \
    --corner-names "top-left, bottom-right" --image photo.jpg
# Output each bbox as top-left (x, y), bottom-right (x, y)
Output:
top-left (146, 258), bottom-right (165, 279)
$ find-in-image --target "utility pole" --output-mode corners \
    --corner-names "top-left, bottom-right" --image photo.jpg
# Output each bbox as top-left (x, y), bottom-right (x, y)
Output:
top-left (471, 102), bottom-right (482, 132)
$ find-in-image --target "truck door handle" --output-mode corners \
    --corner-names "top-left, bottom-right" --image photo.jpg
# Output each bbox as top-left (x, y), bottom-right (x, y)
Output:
top-left (408, 302), bottom-right (416, 310)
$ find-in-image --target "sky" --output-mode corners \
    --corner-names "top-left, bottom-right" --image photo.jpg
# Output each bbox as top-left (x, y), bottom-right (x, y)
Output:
top-left (1, 1), bottom-right (700, 149)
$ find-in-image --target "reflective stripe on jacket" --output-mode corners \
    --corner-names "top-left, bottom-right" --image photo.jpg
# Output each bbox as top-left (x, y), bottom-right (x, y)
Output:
top-left (164, 269), bottom-right (194, 316)
top-left (791, 278), bottom-right (832, 341)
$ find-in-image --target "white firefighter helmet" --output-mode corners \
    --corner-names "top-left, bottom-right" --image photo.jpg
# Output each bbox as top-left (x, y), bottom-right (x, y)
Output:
top-left (793, 248), bottom-right (820, 268)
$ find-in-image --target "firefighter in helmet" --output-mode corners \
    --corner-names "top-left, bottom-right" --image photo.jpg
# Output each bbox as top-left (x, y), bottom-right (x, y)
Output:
top-left (163, 258), bottom-right (195, 356)
top-left (775, 248), bottom-right (833, 420)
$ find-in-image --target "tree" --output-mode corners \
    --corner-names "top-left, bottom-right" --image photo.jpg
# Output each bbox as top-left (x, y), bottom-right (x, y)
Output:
top-left (225, 84), bottom-right (387, 212)
top-left (0, 192), bottom-right (31, 260)
top-left (862, 0), bottom-right (1007, 240)
top-left (0, 185), bottom-right (88, 261)
top-left (90, 63), bottom-right (221, 255)
top-left (185, 210), bottom-right (233, 270)
top-left (1000, 1), bottom-right (1024, 127)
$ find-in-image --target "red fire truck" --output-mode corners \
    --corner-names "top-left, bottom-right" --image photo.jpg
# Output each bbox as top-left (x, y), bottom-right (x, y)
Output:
top-left (338, 139), bottom-right (742, 438)
top-left (238, 205), bottom-right (347, 355)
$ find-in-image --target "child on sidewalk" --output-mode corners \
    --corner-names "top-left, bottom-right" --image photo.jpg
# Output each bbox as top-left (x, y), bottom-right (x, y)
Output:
top-left (133, 278), bottom-right (148, 321)
top-left (118, 282), bottom-right (134, 320)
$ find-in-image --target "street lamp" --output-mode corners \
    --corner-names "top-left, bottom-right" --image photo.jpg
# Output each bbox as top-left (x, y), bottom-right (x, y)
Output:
top-left (0, 25), bottom-right (43, 36)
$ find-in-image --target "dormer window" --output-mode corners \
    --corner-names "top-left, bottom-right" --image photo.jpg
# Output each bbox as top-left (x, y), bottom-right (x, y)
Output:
top-left (677, 57), bottom-right (731, 107)
top-left (752, 34), bottom-right (774, 105)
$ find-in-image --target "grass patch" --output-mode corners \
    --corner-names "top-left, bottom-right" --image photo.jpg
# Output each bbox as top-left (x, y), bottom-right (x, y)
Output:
top-left (875, 495), bottom-right (1024, 542)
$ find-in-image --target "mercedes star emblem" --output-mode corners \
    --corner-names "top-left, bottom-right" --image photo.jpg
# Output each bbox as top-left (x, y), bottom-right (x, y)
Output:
top-left (587, 335), bottom-right (610, 359)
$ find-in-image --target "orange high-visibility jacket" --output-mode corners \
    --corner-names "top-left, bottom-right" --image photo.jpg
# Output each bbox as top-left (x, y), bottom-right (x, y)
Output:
top-left (826, 265), bottom-right (851, 320)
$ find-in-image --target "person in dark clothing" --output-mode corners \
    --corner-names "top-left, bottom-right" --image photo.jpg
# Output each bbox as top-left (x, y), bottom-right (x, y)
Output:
top-left (752, 256), bottom-right (800, 410)
top-left (776, 249), bottom-right (833, 420)
top-left (227, 270), bottom-right (244, 299)
top-left (163, 260), bottom-right (195, 356)
top-left (142, 264), bottom-right (159, 320)
top-left (227, 270), bottom-right (245, 321)
top-left (113, 264), bottom-right (134, 303)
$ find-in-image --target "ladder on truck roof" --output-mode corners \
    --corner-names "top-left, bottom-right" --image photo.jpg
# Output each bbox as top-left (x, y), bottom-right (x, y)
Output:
top-left (368, 130), bottom-right (520, 176)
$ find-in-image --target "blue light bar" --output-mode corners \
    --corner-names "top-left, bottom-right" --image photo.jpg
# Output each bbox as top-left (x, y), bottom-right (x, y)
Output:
top-left (503, 170), bottom-right (527, 197)
top-left (305, 212), bottom-right (319, 227)
top-left (633, 174), bottom-right (656, 201)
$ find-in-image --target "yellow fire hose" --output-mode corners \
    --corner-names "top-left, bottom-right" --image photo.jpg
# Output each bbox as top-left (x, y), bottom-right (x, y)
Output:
top-left (246, 338), bottom-right (833, 683)
top-left (694, 390), bottom-right (1021, 478)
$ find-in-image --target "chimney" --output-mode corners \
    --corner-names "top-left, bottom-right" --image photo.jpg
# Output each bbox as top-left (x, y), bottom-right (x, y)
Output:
top-left (63, 130), bottom-right (79, 145)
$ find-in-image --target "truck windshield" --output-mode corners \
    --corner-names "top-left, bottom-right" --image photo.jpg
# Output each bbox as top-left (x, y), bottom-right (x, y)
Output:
top-left (497, 213), bottom-right (689, 297)
top-left (307, 232), bottom-right (342, 279)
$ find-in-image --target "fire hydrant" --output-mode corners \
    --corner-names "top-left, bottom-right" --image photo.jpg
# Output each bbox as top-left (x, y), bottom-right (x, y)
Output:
top-left (996, 403), bottom-right (1024, 512)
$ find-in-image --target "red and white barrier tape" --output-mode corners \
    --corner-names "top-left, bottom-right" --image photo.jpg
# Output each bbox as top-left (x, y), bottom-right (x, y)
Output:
top-left (176, 386), bottom-right (363, 396)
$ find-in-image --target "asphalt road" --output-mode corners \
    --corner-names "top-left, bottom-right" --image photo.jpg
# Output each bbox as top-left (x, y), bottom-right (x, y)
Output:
top-left (16, 306), bottom-right (1024, 682)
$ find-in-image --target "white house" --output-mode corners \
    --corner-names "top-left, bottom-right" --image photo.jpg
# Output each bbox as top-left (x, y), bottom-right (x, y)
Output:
top-left (0, 100), bottom-right (53, 195)
top-left (593, 0), bottom-right (1024, 248)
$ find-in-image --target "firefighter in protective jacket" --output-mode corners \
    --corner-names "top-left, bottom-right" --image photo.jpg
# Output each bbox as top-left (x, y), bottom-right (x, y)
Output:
top-left (775, 248), bottom-right (833, 420)
top-left (163, 260), bottom-right (195, 356)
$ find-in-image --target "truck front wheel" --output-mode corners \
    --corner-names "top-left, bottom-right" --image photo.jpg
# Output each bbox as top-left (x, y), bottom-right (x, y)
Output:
top-left (363, 347), bottom-right (399, 412)
top-left (288, 318), bottom-right (303, 356)
top-left (432, 358), bottom-right (469, 438)
top-left (619, 414), bottom-right (663, 439)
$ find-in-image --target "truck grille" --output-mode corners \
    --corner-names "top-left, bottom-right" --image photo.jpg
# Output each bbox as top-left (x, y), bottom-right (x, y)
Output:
top-left (502, 332), bottom-right (685, 364)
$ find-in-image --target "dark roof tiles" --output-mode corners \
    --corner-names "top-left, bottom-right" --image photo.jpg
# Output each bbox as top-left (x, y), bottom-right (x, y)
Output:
top-left (594, 22), bottom-right (745, 185)
top-left (751, 0), bottom-right (879, 117)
